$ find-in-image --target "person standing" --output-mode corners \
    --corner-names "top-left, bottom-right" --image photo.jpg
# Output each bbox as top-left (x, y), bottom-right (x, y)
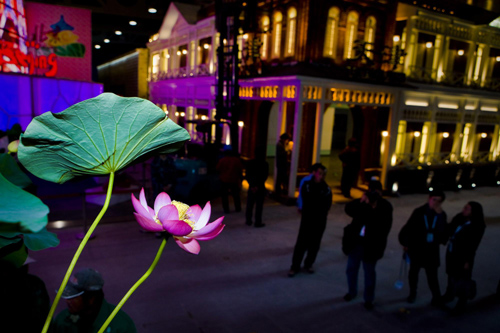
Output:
top-left (245, 148), bottom-right (269, 228)
top-left (288, 163), bottom-right (332, 277)
top-left (216, 150), bottom-right (244, 213)
top-left (343, 180), bottom-right (393, 310)
top-left (52, 268), bottom-right (136, 333)
top-left (399, 190), bottom-right (448, 305)
top-left (275, 133), bottom-right (291, 195)
top-left (339, 138), bottom-right (360, 198)
top-left (442, 201), bottom-right (485, 313)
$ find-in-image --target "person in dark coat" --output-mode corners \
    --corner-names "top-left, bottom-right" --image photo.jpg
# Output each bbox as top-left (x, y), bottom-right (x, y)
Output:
top-left (245, 147), bottom-right (269, 228)
top-left (442, 201), bottom-right (485, 313)
top-left (275, 133), bottom-right (290, 195)
top-left (216, 150), bottom-right (244, 213)
top-left (343, 180), bottom-right (393, 310)
top-left (339, 138), bottom-right (360, 198)
top-left (399, 190), bottom-right (448, 305)
top-left (288, 163), bottom-right (332, 277)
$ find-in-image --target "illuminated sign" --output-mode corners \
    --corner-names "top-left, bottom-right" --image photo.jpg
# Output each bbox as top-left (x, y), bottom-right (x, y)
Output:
top-left (0, 40), bottom-right (57, 76)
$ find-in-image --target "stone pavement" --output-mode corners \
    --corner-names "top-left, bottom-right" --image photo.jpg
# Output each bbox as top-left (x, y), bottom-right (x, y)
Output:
top-left (30, 186), bottom-right (500, 333)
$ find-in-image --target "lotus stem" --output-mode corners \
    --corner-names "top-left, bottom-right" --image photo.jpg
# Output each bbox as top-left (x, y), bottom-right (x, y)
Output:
top-left (98, 236), bottom-right (168, 333)
top-left (42, 172), bottom-right (115, 333)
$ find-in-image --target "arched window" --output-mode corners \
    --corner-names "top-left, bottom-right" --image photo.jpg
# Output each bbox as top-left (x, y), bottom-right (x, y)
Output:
top-left (272, 11), bottom-right (283, 59)
top-left (344, 11), bottom-right (359, 60)
top-left (285, 7), bottom-right (297, 57)
top-left (364, 16), bottom-right (376, 60)
top-left (261, 15), bottom-right (270, 60)
top-left (323, 7), bottom-right (340, 58)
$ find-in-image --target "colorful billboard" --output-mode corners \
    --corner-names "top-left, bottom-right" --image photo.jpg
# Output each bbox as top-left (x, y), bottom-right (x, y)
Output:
top-left (0, 1), bottom-right (91, 81)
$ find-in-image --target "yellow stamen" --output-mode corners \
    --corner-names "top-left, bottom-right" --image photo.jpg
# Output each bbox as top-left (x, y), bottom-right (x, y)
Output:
top-left (172, 200), bottom-right (190, 220)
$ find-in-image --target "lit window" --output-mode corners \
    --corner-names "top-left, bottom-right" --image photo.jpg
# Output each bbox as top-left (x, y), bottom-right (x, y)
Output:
top-left (344, 11), bottom-right (359, 60)
top-left (261, 16), bottom-right (270, 60)
top-left (364, 16), bottom-right (376, 59)
top-left (285, 7), bottom-right (297, 57)
top-left (272, 11), bottom-right (283, 59)
top-left (323, 7), bottom-right (339, 58)
top-left (152, 53), bottom-right (160, 75)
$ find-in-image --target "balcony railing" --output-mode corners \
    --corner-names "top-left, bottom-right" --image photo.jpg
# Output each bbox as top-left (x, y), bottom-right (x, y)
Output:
top-left (394, 151), bottom-right (497, 167)
top-left (150, 63), bottom-right (213, 82)
top-left (408, 66), bottom-right (437, 83)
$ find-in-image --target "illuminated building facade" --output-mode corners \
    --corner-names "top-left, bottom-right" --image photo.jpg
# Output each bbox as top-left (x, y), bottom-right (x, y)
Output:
top-left (148, 1), bottom-right (500, 197)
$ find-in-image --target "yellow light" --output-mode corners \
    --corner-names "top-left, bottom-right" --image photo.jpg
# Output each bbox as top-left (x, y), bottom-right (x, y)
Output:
top-left (382, 131), bottom-right (389, 137)
top-left (457, 49), bottom-right (464, 56)
top-left (496, 56), bottom-right (500, 62)
top-left (95, 44), bottom-right (101, 49)
top-left (201, 115), bottom-right (208, 120)
top-left (243, 34), bottom-right (248, 40)
top-left (182, 49), bottom-right (187, 55)
top-left (115, 30), bottom-right (122, 35)
top-left (414, 131), bottom-right (421, 137)
top-left (180, 112), bottom-right (186, 117)
top-left (425, 42), bottom-right (433, 49)
top-left (393, 35), bottom-right (400, 43)
top-left (129, 21), bottom-right (137, 26)
top-left (442, 132), bottom-right (449, 138)
top-left (238, 121), bottom-right (244, 127)
top-left (481, 133), bottom-right (487, 138)
top-left (203, 43), bottom-right (210, 49)
top-left (177, 51), bottom-right (181, 55)
top-left (148, 8), bottom-right (157, 13)
top-left (104, 39), bottom-right (110, 43)
top-left (175, 112), bottom-right (179, 116)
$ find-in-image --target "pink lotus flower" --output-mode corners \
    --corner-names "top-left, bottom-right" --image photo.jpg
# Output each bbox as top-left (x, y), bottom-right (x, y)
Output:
top-left (131, 188), bottom-right (224, 254)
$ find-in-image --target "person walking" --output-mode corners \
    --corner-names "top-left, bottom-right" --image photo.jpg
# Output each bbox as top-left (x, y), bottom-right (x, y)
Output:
top-left (275, 133), bottom-right (291, 196)
top-left (245, 148), bottom-right (269, 228)
top-left (342, 180), bottom-right (393, 310)
top-left (216, 150), bottom-right (244, 214)
top-left (339, 138), bottom-right (360, 198)
top-left (399, 190), bottom-right (448, 305)
top-left (442, 201), bottom-right (486, 314)
top-left (288, 163), bottom-right (332, 277)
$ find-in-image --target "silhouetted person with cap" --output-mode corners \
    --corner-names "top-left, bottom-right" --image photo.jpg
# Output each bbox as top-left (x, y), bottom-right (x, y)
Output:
top-left (52, 268), bottom-right (136, 333)
top-left (216, 150), bottom-right (244, 213)
top-left (399, 190), bottom-right (448, 305)
top-left (442, 201), bottom-right (485, 314)
top-left (342, 180), bottom-right (393, 310)
top-left (288, 163), bottom-right (332, 277)
top-left (275, 133), bottom-right (291, 195)
top-left (339, 138), bottom-right (360, 198)
top-left (245, 147), bottom-right (269, 228)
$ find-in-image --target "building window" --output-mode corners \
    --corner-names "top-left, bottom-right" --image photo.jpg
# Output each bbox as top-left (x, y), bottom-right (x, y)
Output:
top-left (323, 7), bottom-right (339, 59)
top-left (285, 7), bottom-right (297, 57)
top-left (344, 11), bottom-right (359, 60)
top-left (364, 16), bottom-right (376, 60)
top-left (151, 53), bottom-right (160, 75)
top-left (272, 11), bottom-right (283, 59)
top-left (161, 49), bottom-right (169, 72)
top-left (261, 16), bottom-right (270, 60)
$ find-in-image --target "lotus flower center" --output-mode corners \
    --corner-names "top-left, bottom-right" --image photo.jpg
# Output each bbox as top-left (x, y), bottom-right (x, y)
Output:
top-left (171, 200), bottom-right (195, 229)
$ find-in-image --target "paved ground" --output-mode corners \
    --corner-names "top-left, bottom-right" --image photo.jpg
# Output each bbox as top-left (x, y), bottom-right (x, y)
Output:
top-left (30, 186), bottom-right (500, 333)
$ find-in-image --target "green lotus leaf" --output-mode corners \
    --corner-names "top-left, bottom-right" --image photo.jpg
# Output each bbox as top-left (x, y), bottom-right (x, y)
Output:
top-left (0, 239), bottom-right (28, 268)
top-left (18, 93), bottom-right (190, 183)
top-left (23, 227), bottom-right (60, 251)
top-left (0, 153), bottom-right (32, 188)
top-left (0, 173), bottom-right (49, 233)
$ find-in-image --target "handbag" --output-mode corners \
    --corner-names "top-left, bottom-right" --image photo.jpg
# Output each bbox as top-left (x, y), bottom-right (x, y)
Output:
top-left (394, 252), bottom-right (409, 290)
top-left (342, 223), bottom-right (358, 255)
top-left (454, 278), bottom-right (477, 300)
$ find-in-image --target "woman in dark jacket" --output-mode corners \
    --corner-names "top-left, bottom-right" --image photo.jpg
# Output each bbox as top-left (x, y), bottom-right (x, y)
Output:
top-left (442, 201), bottom-right (486, 313)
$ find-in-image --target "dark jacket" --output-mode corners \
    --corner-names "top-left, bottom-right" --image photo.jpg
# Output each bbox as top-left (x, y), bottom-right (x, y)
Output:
top-left (245, 158), bottom-right (269, 191)
top-left (445, 213), bottom-right (485, 276)
top-left (301, 179), bottom-right (332, 222)
top-left (399, 204), bottom-right (447, 267)
top-left (344, 198), bottom-right (393, 261)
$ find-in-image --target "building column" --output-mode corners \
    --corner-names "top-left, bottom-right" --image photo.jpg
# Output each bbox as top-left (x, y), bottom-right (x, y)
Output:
top-left (403, 18), bottom-right (417, 76)
top-left (288, 84), bottom-right (303, 198)
top-left (465, 41), bottom-right (478, 85)
top-left (383, 90), bottom-right (404, 188)
top-left (312, 102), bottom-right (324, 163)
